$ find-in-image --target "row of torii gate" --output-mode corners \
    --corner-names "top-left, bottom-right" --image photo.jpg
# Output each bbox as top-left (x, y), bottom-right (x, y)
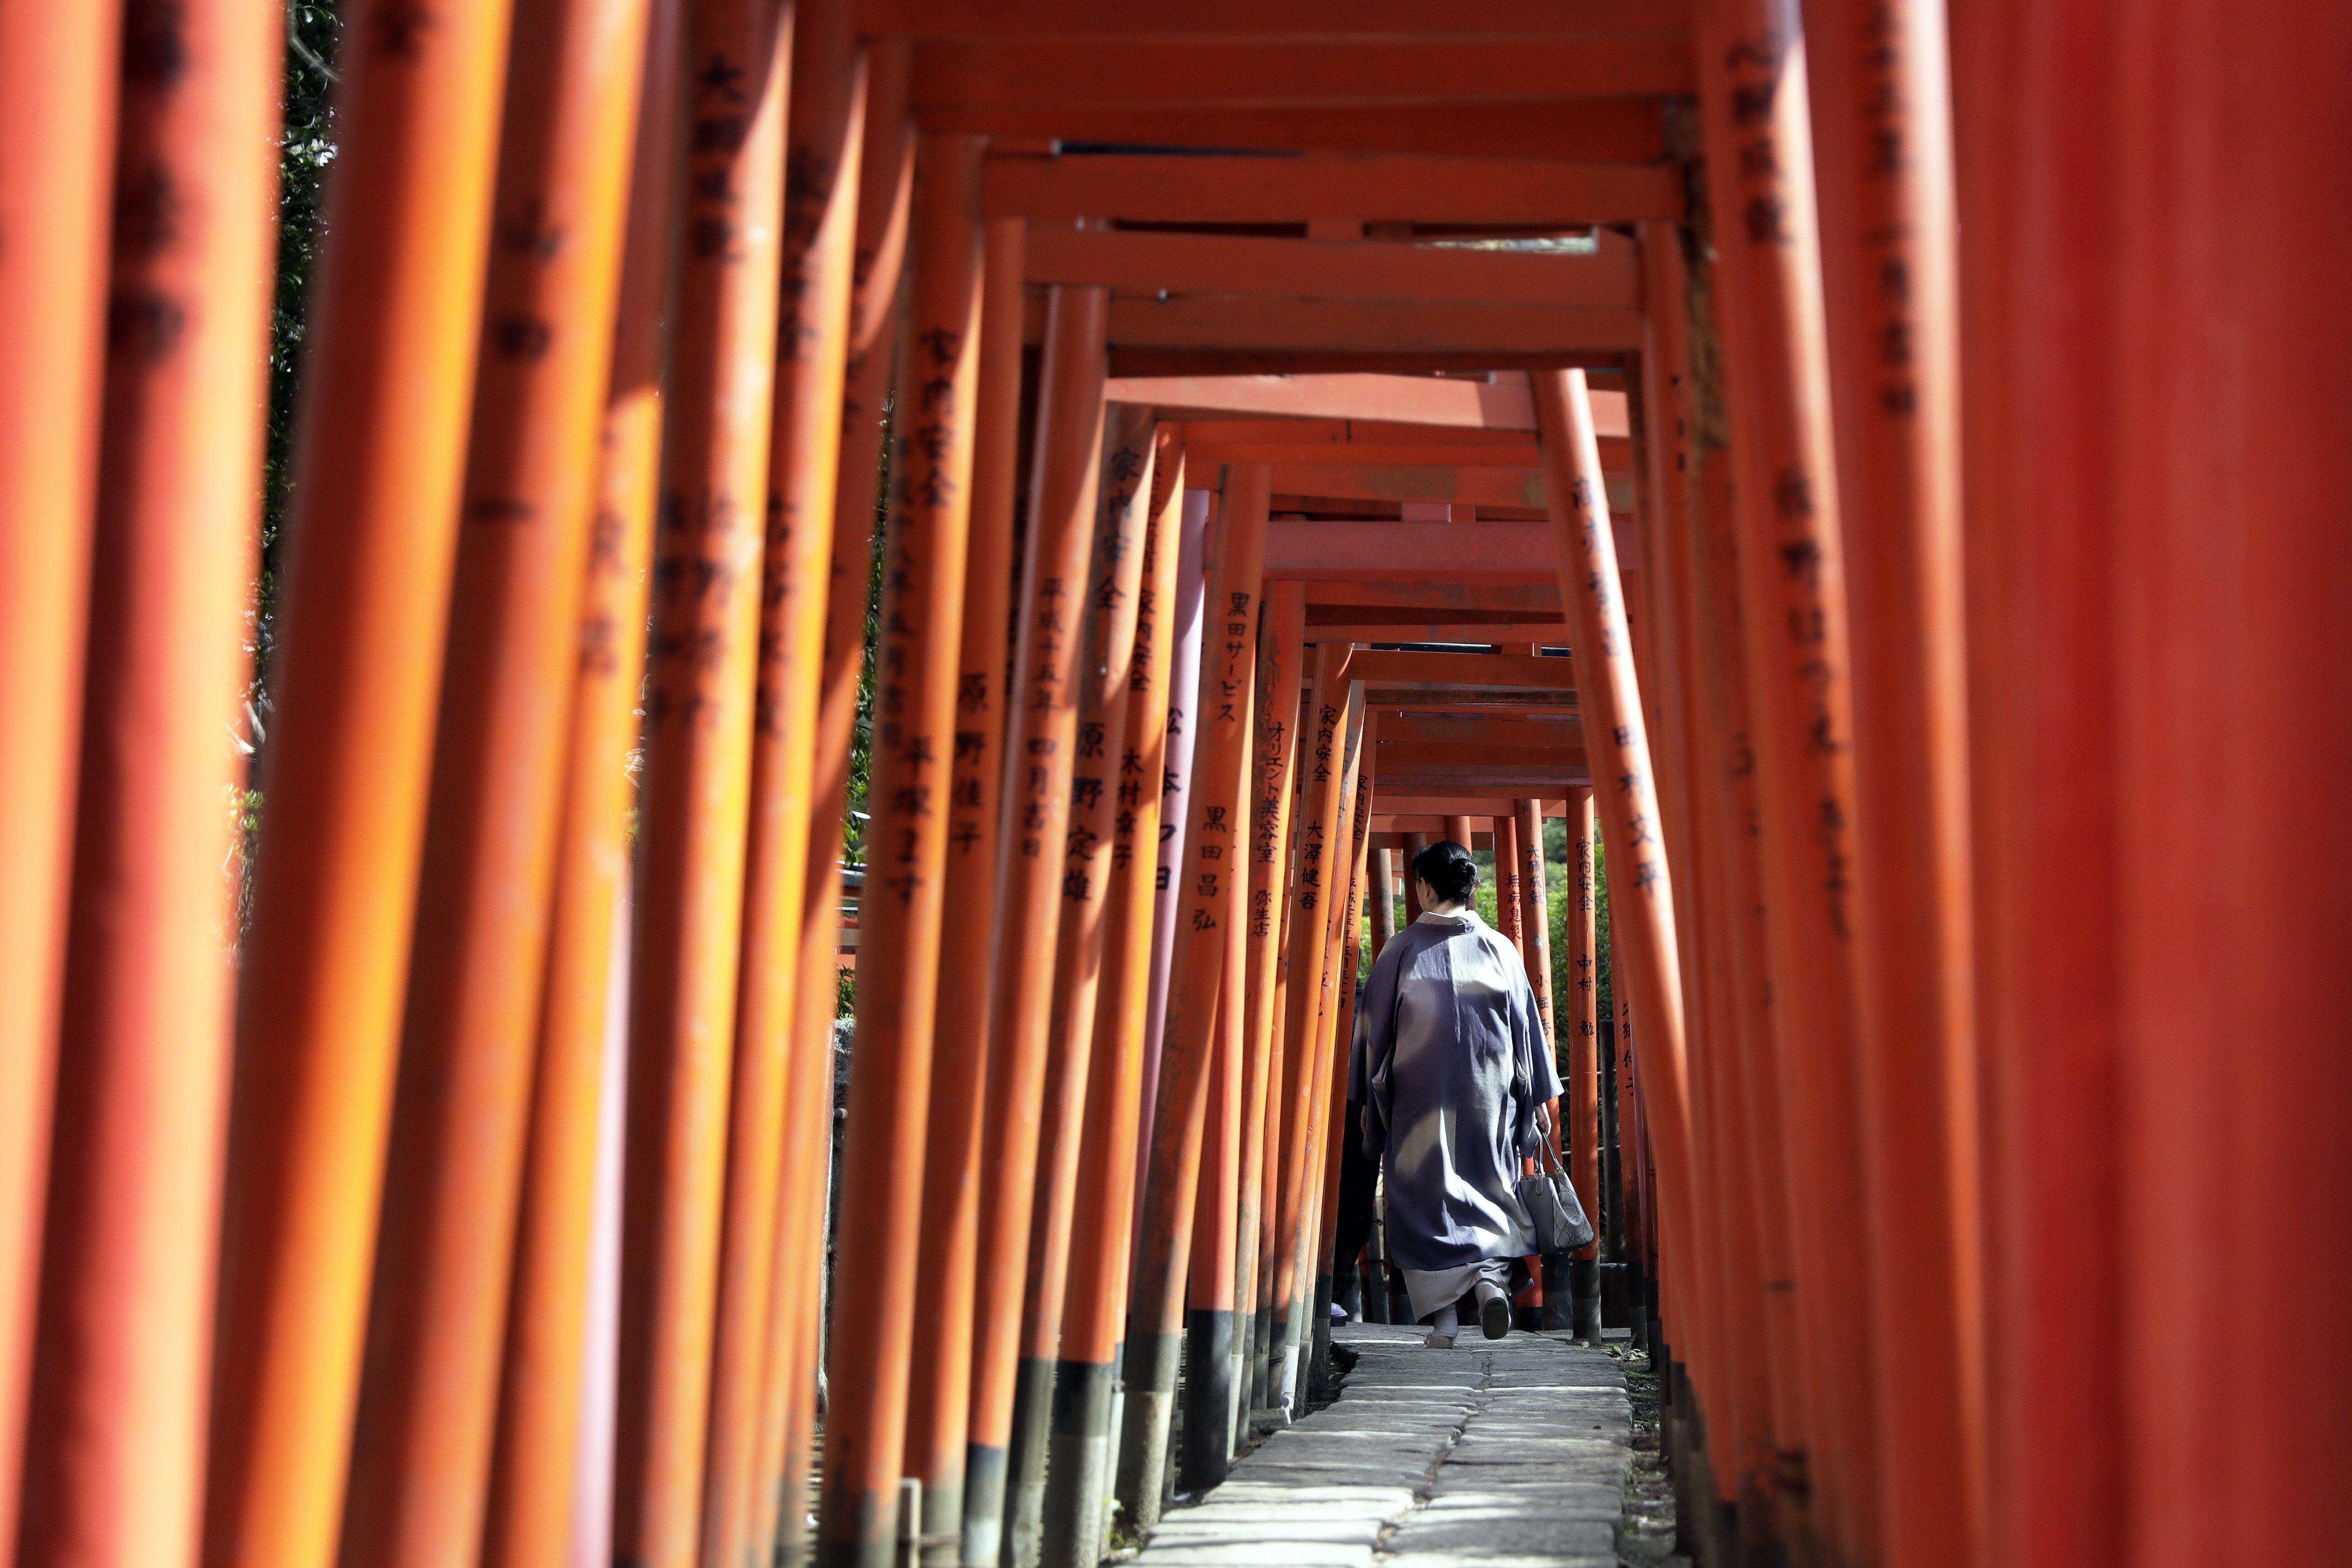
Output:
top-left (1, 5), bottom-right (2342, 1568)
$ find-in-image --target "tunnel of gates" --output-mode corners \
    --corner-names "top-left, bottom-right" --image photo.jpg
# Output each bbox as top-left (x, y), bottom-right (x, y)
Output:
top-left (1, 4), bottom-right (2348, 1568)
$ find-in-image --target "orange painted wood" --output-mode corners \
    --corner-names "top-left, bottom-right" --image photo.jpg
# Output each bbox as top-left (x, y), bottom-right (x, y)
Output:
top-left (337, 0), bottom-right (653, 1560)
top-left (2104, 10), bottom-right (2352, 1562)
top-left (604, 2), bottom-right (788, 1562)
top-left (817, 124), bottom-right (985, 1568)
top-left (1117, 463), bottom-right (1270, 1529)
top-left (1376, 715), bottom-right (1581, 746)
top-left (1532, 368), bottom-right (1697, 1366)
top-left (1946, 6), bottom-right (2127, 1564)
top-left (17, 3), bottom-right (272, 1563)
top-left (1025, 227), bottom-right (1639, 311)
top-left (1305, 579), bottom-right (1567, 611)
top-left (1348, 651), bottom-right (1573, 691)
top-left (959, 271), bottom-right (1109, 1536)
top-left (1015, 400), bottom-right (1158, 1466)
top-left (1236, 579), bottom-right (1306, 1423)
top-left (479, 6), bottom-right (680, 1564)
top-left (201, 0), bottom-right (520, 1560)
top-left (1270, 464), bottom-right (1552, 510)
top-left (1058, 431), bottom-right (1187, 1380)
top-left (702, 10), bottom-right (865, 1564)
top-left (1268, 651), bottom-right (1357, 1364)
top-left (1513, 800), bottom-right (1555, 1040)
top-left (1691, 2), bottom-right (1884, 1552)
top-left (1807, 2), bottom-right (1986, 1563)
top-left (759, 45), bottom-right (913, 1568)
top-left (1100, 295), bottom-right (1645, 358)
top-left (1303, 710), bottom-right (1373, 1332)
top-left (987, 151), bottom-right (1681, 227)
top-left (0, 1), bottom-right (117, 1543)
top-left (1264, 520), bottom-right (1559, 582)
top-left (913, 36), bottom-right (1693, 108)
top-left (901, 199), bottom-right (1020, 1551)
top-left (917, 100), bottom-right (1666, 163)
top-left (863, 0), bottom-right (1695, 37)
top-left (1309, 622), bottom-right (1567, 646)
top-left (1374, 742), bottom-right (1585, 771)
top-left (1117, 374), bottom-right (1628, 435)
top-left (1493, 814), bottom-right (1524, 952)
top-left (1562, 791), bottom-right (1599, 1259)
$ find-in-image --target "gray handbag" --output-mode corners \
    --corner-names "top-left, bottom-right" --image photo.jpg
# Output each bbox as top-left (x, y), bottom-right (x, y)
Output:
top-left (1518, 1129), bottom-right (1596, 1255)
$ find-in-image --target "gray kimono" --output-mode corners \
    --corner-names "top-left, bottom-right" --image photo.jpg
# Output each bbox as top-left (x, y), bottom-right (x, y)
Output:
top-left (1353, 909), bottom-right (1560, 1311)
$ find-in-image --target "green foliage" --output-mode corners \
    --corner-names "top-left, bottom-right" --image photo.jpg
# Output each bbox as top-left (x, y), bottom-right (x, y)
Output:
top-left (259, 2), bottom-right (344, 688)
top-left (843, 395), bottom-right (892, 864)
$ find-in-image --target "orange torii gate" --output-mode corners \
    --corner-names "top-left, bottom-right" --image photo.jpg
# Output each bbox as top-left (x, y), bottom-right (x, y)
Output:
top-left (1, 6), bottom-right (2346, 1568)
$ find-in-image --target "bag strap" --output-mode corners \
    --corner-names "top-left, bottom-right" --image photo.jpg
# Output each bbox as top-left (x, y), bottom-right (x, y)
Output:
top-left (1534, 1122), bottom-right (1568, 1178)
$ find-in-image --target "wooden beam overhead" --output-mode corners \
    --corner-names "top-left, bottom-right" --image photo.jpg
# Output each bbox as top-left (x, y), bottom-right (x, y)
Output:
top-left (984, 152), bottom-right (1683, 227)
top-left (917, 100), bottom-right (1669, 163)
top-left (1270, 464), bottom-right (1636, 513)
top-left (1378, 714), bottom-right (1584, 745)
top-left (1024, 226), bottom-right (1641, 310)
top-left (1350, 650), bottom-right (1575, 689)
top-left (1300, 579), bottom-right (1563, 612)
top-left (1364, 693), bottom-right (1578, 713)
top-left (861, 0), bottom-right (1693, 39)
top-left (1305, 622), bottom-right (1569, 645)
top-left (1265, 519), bottom-right (1554, 581)
top-left (1106, 373), bottom-right (1628, 432)
top-left (1376, 742), bottom-right (1589, 769)
top-left (1093, 295), bottom-right (1646, 356)
top-left (910, 38), bottom-right (1696, 110)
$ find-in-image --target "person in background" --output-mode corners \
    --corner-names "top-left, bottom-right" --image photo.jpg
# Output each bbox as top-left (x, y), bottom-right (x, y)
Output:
top-left (1351, 838), bottom-right (1557, 1345)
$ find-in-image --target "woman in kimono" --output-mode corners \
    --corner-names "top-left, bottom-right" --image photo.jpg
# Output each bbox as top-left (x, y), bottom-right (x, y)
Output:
top-left (1354, 838), bottom-right (1559, 1345)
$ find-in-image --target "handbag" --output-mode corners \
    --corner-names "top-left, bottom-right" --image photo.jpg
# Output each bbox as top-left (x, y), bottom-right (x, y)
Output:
top-left (1517, 1130), bottom-right (1596, 1255)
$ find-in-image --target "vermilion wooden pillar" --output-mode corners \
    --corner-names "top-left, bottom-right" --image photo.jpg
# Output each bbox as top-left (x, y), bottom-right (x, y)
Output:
top-left (1564, 790), bottom-right (1603, 1341)
top-left (1492, 812), bottom-right (1524, 950)
top-left (902, 202), bottom-right (1021, 1565)
top-left (202, 0), bottom-right (521, 1561)
top-left (1115, 464), bottom-right (1271, 1533)
top-left (1040, 432), bottom-right (1187, 1568)
top-left (1268, 649), bottom-right (1355, 1398)
top-left (1806, 2), bottom-right (1986, 1563)
top-left (766, 49), bottom-right (913, 1568)
top-left (1401, 832), bottom-right (1428, 922)
top-left (1532, 371), bottom-right (1697, 1363)
top-left (605, 3), bottom-right (786, 1563)
top-left (1237, 583), bottom-right (1306, 1427)
top-left (2109, 11), bottom-right (2352, 1562)
top-left (1307, 726), bottom-right (1373, 1397)
top-left (960, 261), bottom-right (1110, 1568)
top-left (702, 10), bottom-right (865, 1564)
top-left (481, 8), bottom-right (679, 1564)
top-left (1007, 405), bottom-right (1157, 1562)
top-left (0, 8), bottom-right (118, 1544)
top-left (816, 127), bottom-right (985, 1568)
top-left (1134, 491), bottom-right (1213, 1236)
top-left (17, 5), bottom-right (274, 1564)
top-left (1182, 835), bottom-right (1249, 1485)
top-left (339, 0), bottom-right (654, 1559)
top-left (1513, 801), bottom-right (1555, 1038)
top-left (1690, 2), bottom-right (1882, 1555)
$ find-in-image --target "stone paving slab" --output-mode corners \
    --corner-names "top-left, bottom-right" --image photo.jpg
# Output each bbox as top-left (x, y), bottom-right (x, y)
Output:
top-left (1135, 1325), bottom-right (1631, 1568)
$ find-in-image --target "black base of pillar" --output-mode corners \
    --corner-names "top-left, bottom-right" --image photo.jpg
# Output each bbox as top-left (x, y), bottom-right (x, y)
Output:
top-left (815, 1486), bottom-right (896, 1568)
top-left (1114, 1330), bottom-right (1180, 1532)
top-left (1306, 1274), bottom-right (1333, 1404)
top-left (960, 1442), bottom-right (1007, 1568)
top-left (1040, 1357), bottom-right (1116, 1568)
top-left (1541, 1252), bottom-right (1575, 1331)
top-left (916, 1470), bottom-right (962, 1568)
top-left (1568, 1255), bottom-right (1601, 1341)
top-left (1248, 1303), bottom-right (1272, 1407)
top-left (1179, 1308), bottom-right (1234, 1493)
top-left (1003, 1355), bottom-right (1056, 1568)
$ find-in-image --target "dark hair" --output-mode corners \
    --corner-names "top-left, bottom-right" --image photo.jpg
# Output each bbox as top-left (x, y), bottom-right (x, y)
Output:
top-left (1413, 839), bottom-right (1478, 904)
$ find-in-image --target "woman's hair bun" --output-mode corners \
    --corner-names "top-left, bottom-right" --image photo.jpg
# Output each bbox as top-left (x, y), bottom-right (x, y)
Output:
top-left (1412, 839), bottom-right (1479, 904)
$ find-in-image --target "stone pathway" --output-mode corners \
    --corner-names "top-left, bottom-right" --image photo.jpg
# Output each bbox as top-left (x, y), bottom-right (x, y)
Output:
top-left (1132, 1324), bottom-right (1632, 1568)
